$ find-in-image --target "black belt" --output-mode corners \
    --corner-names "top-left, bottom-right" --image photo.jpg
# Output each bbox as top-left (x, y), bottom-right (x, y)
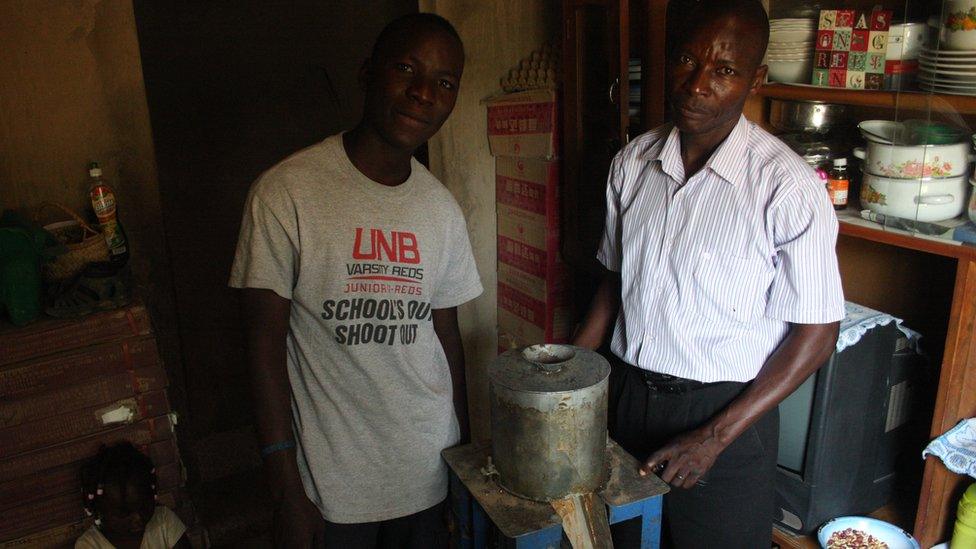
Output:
top-left (639, 371), bottom-right (708, 394)
top-left (616, 360), bottom-right (712, 394)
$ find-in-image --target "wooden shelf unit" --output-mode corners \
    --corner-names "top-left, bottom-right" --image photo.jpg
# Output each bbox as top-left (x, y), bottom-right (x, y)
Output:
top-left (836, 216), bottom-right (976, 262)
top-left (752, 74), bottom-right (976, 549)
top-left (562, 1), bottom-right (976, 546)
top-left (758, 83), bottom-right (976, 115)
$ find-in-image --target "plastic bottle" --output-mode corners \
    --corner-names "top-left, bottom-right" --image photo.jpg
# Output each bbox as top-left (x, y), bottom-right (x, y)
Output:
top-left (827, 158), bottom-right (850, 211)
top-left (88, 162), bottom-right (129, 267)
top-left (953, 483), bottom-right (976, 548)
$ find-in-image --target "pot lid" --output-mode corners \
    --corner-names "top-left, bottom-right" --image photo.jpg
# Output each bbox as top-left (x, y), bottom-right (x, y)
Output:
top-left (490, 345), bottom-right (610, 393)
top-left (858, 119), bottom-right (967, 146)
top-left (905, 121), bottom-right (968, 145)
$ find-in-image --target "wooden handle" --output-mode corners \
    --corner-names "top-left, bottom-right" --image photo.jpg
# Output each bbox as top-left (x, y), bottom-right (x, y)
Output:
top-left (37, 202), bottom-right (100, 237)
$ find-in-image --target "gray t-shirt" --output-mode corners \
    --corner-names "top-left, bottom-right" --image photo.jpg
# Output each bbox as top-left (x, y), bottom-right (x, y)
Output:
top-left (229, 134), bottom-right (483, 523)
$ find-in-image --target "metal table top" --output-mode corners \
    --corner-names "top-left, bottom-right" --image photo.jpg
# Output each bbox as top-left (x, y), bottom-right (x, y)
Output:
top-left (442, 439), bottom-right (669, 539)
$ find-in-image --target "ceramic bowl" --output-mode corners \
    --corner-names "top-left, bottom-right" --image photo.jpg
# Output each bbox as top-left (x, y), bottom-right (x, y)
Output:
top-left (817, 516), bottom-right (920, 549)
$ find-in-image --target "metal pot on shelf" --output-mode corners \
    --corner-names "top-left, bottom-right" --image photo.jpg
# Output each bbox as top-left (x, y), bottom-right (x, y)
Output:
top-left (489, 344), bottom-right (610, 502)
top-left (771, 100), bottom-right (854, 172)
top-left (769, 99), bottom-right (850, 135)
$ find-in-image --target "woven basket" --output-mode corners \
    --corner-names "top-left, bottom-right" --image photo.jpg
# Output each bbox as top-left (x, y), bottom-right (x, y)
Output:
top-left (37, 202), bottom-right (109, 282)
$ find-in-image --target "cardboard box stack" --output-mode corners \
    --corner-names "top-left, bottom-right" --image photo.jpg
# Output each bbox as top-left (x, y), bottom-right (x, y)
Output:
top-left (0, 303), bottom-right (188, 547)
top-left (487, 87), bottom-right (572, 352)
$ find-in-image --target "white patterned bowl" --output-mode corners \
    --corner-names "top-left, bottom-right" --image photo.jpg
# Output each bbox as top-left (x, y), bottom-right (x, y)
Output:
top-left (817, 516), bottom-right (920, 549)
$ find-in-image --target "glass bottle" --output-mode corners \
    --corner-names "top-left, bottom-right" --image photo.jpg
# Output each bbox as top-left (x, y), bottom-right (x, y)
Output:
top-left (827, 158), bottom-right (850, 211)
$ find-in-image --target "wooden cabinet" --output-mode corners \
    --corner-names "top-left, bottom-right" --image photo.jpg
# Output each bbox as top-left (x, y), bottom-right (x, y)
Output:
top-left (562, 1), bottom-right (976, 547)
top-left (752, 11), bottom-right (976, 543)
top-left (561, 0), bottom-right (671, 305)
top-left (561, 0), bottom-right (628, 276)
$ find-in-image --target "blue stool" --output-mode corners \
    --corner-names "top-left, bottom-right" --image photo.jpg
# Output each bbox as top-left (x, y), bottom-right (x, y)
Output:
top-left (443, 441), bottom-right (669, 549)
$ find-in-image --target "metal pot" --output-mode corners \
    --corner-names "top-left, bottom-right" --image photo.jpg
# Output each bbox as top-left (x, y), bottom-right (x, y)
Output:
top-left (489, 344), bottom-right (610, 502)
top-left (769, 99), bottom-right (850, 134)
top-left (860, 172), bottom-right (968, 222)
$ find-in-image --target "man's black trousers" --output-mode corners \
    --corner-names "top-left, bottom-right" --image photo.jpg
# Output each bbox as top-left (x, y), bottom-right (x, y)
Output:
top-left (607, 357), bottom-right (779, 549)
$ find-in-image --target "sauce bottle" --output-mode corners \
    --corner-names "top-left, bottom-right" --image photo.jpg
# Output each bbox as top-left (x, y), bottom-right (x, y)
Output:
top-left (827, 158), bottom-right (850, 211)
top-left (88, 162), bottom-right (129, 267)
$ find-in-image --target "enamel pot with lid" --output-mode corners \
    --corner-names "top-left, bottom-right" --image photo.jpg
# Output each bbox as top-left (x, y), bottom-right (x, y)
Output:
top-left (489, 344), bottom-right (610, 502)
top-left (860, 172), bottom-right (968, 222)
top-left (854, 120), bottom-right (973, 178)
top-left (853, 142), bottom-right (972, 178)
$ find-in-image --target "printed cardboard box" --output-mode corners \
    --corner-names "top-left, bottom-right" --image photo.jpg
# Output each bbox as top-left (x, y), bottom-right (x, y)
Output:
top-left (811, 8), bottom-right (892, 89)
top-left (497, 283), bottom-right (573, 344)
top-left (486, 89), bottom-right (558, 159)
top-left (495, 157), bottom-right (562, 278)
top-left (497, 330), bottom-right (523, 355)
top-left (495, 156), bottom-right (572, 343)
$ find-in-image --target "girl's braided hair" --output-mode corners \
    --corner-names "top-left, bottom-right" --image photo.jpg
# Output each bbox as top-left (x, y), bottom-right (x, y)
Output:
top-left (80, 441), bottom-right (157, 522)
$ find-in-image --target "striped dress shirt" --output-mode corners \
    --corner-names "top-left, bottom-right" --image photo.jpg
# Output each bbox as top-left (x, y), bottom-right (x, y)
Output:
top-left (597, 115), bottom-right (845, 382)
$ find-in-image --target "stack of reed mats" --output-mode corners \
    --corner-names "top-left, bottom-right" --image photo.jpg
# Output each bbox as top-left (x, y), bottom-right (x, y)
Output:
top-left (0, 303), bottom-right (188, 547)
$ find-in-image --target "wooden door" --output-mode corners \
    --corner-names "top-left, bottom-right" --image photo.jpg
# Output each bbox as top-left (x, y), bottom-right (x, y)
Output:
top-left (561, 0), bottom-right (629, 278)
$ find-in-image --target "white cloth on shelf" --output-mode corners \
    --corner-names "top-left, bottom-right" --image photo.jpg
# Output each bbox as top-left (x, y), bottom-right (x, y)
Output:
top-left (836, 301), bottom-right (919, 353)
top-left (922, 418), bottom-right (976, 479)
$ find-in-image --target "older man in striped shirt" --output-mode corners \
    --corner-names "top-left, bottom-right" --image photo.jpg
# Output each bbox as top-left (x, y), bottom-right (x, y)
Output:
top-left (573, 1), bottom-right (844, 547)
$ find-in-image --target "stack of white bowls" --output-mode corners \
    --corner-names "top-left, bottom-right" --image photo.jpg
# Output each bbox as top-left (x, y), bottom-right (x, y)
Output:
top-left (767, 18), bottom-right (817, 84)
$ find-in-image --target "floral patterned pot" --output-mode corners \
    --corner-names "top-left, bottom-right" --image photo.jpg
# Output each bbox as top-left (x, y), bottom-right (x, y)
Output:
top-left (860, 172), bottom-right (968, 223)
top-left (853, 141), bottom-right (973, 178)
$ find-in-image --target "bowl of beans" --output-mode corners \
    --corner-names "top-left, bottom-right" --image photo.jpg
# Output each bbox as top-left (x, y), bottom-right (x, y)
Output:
top-left (817, 516), bottom-right (920, 549)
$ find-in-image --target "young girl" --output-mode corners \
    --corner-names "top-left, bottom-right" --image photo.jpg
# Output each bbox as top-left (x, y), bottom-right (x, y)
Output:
top-left (75, 442), bottom-right (190, 549)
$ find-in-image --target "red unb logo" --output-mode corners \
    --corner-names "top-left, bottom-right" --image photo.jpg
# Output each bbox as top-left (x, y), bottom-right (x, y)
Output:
top-left (352, 228), bottom-right (420, 264)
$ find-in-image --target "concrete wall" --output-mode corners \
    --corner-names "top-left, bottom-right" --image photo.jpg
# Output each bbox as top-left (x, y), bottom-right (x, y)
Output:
top-left (133, 1), bottom-right (417, 439)
top-left (0, 0), bottom-right (181, 410)
top-left (420, 0), bottom-right (559, 441)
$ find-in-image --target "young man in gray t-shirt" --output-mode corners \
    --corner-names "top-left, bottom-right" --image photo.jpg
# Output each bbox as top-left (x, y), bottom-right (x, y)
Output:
top-left (229, 13), bottom-right (481, 548)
